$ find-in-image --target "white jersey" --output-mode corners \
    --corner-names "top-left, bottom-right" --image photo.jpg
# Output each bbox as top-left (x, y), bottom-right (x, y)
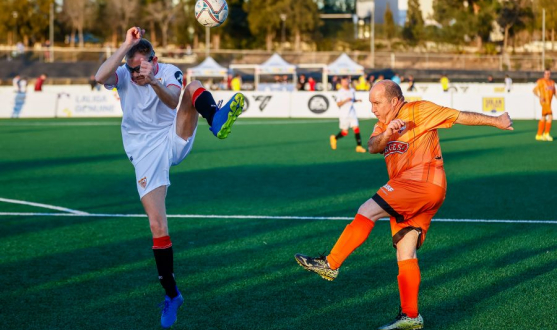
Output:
top-left (336, 87), bottom-right (357, 118)
top-left (106, 63), bottom-right (183, 164)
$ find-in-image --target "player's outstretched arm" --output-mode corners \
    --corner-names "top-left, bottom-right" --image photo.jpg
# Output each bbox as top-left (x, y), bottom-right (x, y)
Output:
top-left (368, 119), bottom-right (406, 153)
top-left (95, 27), bottom-right (145, 85)
top-left (455, 111), bottom-right (513, 130)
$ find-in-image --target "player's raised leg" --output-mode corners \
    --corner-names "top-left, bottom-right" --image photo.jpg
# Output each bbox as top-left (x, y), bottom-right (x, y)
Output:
top-left (141, 186), bottom-right (184, 329)
top-left (178, 80), bottom-right (244, 139)
top-left (295, 197), bottom-right (388, 281)
top-left (353, 126), bottom-right (366, 153)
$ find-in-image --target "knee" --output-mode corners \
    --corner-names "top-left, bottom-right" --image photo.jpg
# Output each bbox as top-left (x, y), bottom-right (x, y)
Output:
top-left (148, 212), bottom-right (168, 237)
top-left (185, 80), bottom-right (203, 98)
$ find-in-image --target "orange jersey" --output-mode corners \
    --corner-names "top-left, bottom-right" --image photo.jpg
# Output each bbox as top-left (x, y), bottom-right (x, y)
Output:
top-left (371, 101), bottom-right (460, 190)
top-left (535, 78), bottom-right (555, 105)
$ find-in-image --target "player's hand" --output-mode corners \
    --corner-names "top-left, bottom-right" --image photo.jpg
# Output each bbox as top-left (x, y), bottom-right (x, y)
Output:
top-left (386, 119), bottom-right (406, 136)
top-left (497, 112), bottom-right (514, 131)
top-left (140, 59), bottom-right (156, 85)
top-left (124, 27), bottom-right (145, 47)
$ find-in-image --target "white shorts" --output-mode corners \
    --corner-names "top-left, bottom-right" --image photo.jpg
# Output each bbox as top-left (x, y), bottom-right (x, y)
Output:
top-left (134, 117), bottom-right (197, 199)
top-left (339, 113), bottom-right (359, 131)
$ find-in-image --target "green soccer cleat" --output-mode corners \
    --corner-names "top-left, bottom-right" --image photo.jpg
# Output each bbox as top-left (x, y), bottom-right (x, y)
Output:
top-left (210, 93), bottom-right (244, 139)
top-left (294, 253), bottom-right (339, 281)
top-left (377, 310), bottom-right (424, 330)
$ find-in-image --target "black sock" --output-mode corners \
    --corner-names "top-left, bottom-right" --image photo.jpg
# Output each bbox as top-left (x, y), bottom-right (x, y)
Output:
top-left (153, 247), bottom-right (178, 298)
top-left (335, 132), bottom-right (345, 140)
top-left (194, 90), bottom-right (217, 126)
top-left (355, 132), bottom-right (362, 146)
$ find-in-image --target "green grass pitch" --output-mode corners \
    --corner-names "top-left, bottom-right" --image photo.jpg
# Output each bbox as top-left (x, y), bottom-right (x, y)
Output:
top-left (0, 118), bottom-right (556, 329)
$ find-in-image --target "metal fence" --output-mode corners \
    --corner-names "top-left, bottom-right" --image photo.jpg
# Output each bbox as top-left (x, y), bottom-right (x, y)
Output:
top-left (0, 45), bottom-right (555, 72)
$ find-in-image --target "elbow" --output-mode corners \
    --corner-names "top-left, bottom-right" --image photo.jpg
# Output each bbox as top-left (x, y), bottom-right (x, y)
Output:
top-left (94, 74), bottom-right (105, 85)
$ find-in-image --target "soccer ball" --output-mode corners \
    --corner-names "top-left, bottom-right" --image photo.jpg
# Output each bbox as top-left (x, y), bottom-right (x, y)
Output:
top-left (195, 0), bottom-right (228, 28)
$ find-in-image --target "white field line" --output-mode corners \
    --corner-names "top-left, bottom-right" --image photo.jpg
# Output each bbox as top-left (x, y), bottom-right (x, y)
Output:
top-left (0, 119), bottom-right (338, 127)
top-left (0, 198), bottom-right (89, 215)
top-left (0, 211), bottom-right (555, 224)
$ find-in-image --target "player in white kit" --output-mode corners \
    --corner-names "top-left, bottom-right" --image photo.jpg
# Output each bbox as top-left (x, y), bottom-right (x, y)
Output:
top-left (330, 77), bottom-right (366, 153)
top-left (95, 27), bottom-right (244, 329)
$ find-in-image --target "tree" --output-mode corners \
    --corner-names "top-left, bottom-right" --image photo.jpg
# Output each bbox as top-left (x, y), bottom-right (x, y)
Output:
top-left (107, 0), bottom-right (139, 47)
top-left (145, 0), bottom-right (176, 47)
top-left (62, 0), bottom-right (95, 47)
top-left (284, 0), bottom-right (320, 51)
top-left (497, 0), bottom-right (533, 53)
top-left (402, 0), bottom-right (424, 45)
top-left (244, 0), bottom-right (285, 51)
top-left (384, 3), bottom-right (396, 49)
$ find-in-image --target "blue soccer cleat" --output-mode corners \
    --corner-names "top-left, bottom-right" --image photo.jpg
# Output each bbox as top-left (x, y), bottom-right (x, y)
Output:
top-left (159, 292), bottom-right (184, 329)
top-left (210, 93), bottom-right (244, 139)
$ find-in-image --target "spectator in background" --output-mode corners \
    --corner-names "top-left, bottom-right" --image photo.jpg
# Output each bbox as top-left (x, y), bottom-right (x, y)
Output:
top-left (505, 75), bottom-right (512, 92)
top-left (440, 74), bottom-right (450, 92)
top-left (34, 74), bottom-right (47, 92)
top-left (89, 75), bottom-right (100, 91)
top-left (368, 75), bottom-right (376, 88)
top-left (407, 75), bottom-right (417, 92)
top-left (391, 72), bottom-right (401, 85)
top-left (487, 75), bottom-right (494, 83)
top-left (356, 75), bottom-right (370, 91)
top-left (231, 74), bottom-right (242, 91)
top-left (298, 74), bottom-right (307, 91)
top-left (227, 73), bottom-right (233, 90)
top-left (376, 74), bottom-right (384, 83)
top-left (331, 76), bottom-right (340, 90)
top-left (13, 75), bottom-right (21, 92)
top-left (307, 77), bottom-right (316, 91)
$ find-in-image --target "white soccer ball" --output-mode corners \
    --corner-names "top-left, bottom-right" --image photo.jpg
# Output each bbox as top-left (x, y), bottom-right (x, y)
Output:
top-left (195, 0), bottom-right (229, 28)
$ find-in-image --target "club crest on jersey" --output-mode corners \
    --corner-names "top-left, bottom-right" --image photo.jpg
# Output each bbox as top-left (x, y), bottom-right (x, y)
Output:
top-left (384, 141), bottom-right (409, 157)
top-left (138, 177), bottom-right (147, 189)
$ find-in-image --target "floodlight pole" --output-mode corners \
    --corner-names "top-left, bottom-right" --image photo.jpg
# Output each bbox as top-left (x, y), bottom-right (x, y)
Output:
top-left (49, 1), bottom-right (54, 62)
top-left (371, 0), bottom-right (375, 68)
top-left (542, 8), bottom-right (545, 70)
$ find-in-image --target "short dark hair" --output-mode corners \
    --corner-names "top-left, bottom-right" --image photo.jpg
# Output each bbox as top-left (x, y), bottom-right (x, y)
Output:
top-left (381, 80), bottom-right (403, 100)
top-left (126, 39), bottom-right (155, 60)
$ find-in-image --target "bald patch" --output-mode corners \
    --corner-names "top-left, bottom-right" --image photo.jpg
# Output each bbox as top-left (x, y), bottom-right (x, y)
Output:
top-left (373, 80), bottom-right (403, 100)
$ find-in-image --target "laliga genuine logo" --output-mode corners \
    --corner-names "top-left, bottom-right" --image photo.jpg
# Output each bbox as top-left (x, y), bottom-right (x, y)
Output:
top-left (308, 95), bottom-right (329, 114)
top-left (384, 141), bottom-right (409, 158)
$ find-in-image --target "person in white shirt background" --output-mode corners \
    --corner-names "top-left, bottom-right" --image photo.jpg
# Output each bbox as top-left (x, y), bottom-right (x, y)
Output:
top-left (330, 76), bottom-right (367, 153)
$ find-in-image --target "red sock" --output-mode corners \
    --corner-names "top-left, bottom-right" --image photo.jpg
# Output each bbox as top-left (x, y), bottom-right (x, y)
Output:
top-left (544, 120), bottom-right (552, 135)
top-left (398, 258), bottom-right (420, 318)
top-left (537, 120), bottom-right (545, 136)
top-left (327, 214), bottom-right (375, 269)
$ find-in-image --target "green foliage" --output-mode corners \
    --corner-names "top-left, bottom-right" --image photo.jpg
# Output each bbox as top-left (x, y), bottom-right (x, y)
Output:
top-left (402, 0), bottom-right (424, 45)
top-left (383, 3), bottom-right (396, 42)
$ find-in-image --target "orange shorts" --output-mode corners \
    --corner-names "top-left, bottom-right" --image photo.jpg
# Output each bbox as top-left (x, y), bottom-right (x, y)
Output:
top-left (542, 103), bottom-right (553, 116)
top-left (372, 178), bottom-right (446, 249)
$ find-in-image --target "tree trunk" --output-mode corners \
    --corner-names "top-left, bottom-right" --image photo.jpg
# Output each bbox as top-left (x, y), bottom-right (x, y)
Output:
top-left (161, 25), bottom-right (168, 47)
top-left (295, 29), bottom-right (301, 51)
top-left (78, 26), bottom-right (84, 48)
top-left (150, 21), bottom-right (157, 46)
top-left (212, 34), bottom-right (220, 50)
top-left (503, 25), bottom-right (510, 53)
top-left (552, 28), bottom-right (555, 51)
top-left (70, 28), bottom-right (76, 47)
top-left (193, 33), bottom-right (199, 49)
top-left (266, 32), bottom-right (273, 51)
top-left (112, 30), bottom-right (117, 48)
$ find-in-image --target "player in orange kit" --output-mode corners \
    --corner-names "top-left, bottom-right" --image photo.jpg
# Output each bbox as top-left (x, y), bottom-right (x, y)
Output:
top-left (295, 80), bottom-right (513, 330)
top-left (533, 69), bottom-right (555, 141)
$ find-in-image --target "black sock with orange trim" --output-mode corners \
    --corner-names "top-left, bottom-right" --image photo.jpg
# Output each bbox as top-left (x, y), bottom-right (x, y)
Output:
top-left (192, 87), bottom-right (217, 126)
top-left (153, 236), bottom-right (178, 298)
top-left (355, 132), bottom-right (362, 146)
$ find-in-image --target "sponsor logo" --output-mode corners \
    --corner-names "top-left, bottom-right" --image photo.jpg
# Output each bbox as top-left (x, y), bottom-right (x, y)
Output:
top-left (138, 177), bottom-right (147, 189)
top-left (384, 141), bottom-right (409, 157)
top-left (381, 184), bottom-right (394, 193)
top-left (174, 71), bottom-right (183, 86)
top-left (482, 97), bottom-right (505, 113)
top-left (254, 95), bottom-right (272, 111)
top-left (308, 95), bottom-right (329, 114)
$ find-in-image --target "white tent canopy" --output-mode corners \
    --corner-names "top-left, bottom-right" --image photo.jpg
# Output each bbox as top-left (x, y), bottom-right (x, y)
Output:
top-left (326, 53), bottom-right (364, 76)
top-left (186, 56), bottom-right (228, 83)
top-left (258, 53), bottom-right (296, 74)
